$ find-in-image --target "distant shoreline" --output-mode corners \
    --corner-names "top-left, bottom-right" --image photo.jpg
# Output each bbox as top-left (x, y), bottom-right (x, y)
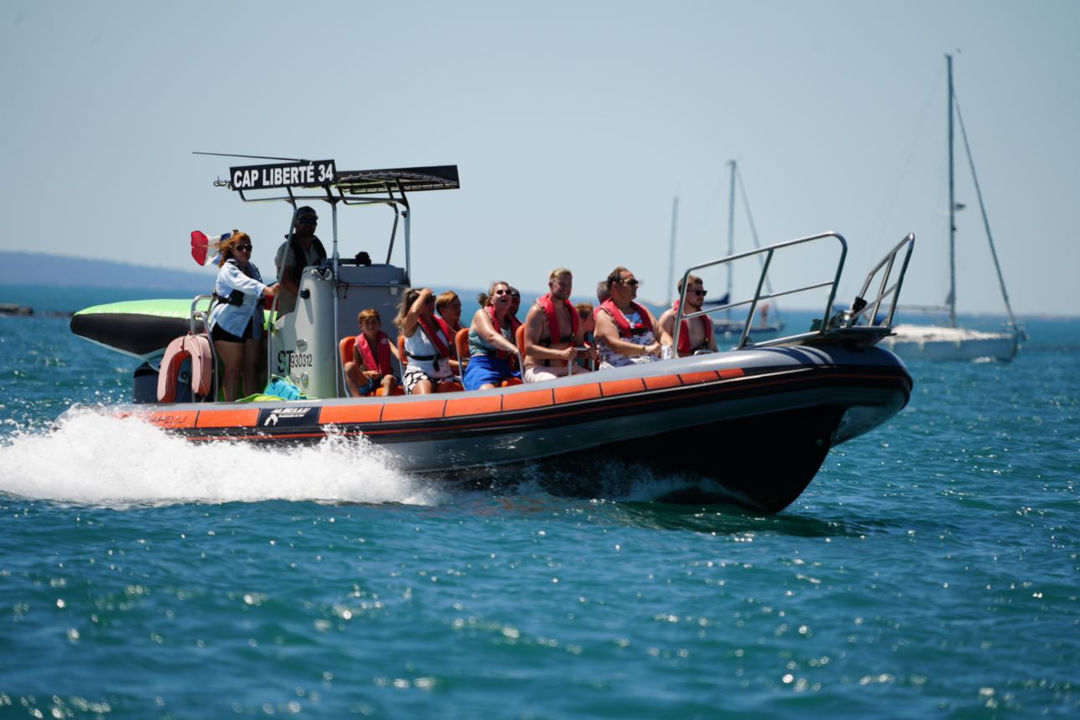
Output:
top-left (0, 250), bottom-right (213, 291)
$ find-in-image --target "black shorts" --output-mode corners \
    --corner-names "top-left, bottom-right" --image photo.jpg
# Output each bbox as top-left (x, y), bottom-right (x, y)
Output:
top-left (211, 318), bottom-right (254, 343)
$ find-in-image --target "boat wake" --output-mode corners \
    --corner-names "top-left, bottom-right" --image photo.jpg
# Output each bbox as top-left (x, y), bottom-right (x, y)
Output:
top-left (0, 409), bottom-right (442, 508)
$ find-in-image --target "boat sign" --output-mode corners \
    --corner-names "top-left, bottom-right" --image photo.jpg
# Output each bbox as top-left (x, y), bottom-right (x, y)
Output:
top-left (258, 406), bottom-right (317, 429)
top-left (230, 160), bottom-right (336, 190)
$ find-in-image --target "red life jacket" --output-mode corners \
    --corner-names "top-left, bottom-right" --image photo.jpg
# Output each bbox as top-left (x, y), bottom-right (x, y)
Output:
top-left (434, 315), bottom-right (460, 347)
top-left (415, 314), bottom-right (452, 359)
top-left (486, 305), bottom-right (521, 337)
top-left (672, 300), bottom-right (714, 356)
top-left (485, 305), bottom-right (521, 359)
top-left (537, 293), bottom-right (579, 346)
top-left (355, 331), bottom-right (393, 376)
top-left (600, 299), bottom-right (652, 338)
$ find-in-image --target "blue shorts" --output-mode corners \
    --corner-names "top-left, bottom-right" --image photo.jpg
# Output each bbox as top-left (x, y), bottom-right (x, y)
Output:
top-left (463, 354), bottom-right (520, 391)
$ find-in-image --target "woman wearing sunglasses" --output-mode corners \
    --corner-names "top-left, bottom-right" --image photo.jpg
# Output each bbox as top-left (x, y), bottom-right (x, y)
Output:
top-left (464, 281), bottom-right (522, 390)
top-left (208, 231), bottom-right (279, 401)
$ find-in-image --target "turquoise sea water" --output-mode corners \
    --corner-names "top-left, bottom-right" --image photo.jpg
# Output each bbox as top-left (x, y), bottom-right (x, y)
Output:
top-left (0, 286), bottom-right (1076, 719)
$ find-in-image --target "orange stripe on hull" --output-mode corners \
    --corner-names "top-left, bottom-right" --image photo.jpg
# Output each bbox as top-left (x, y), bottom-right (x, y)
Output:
top-left (678, 370), bottom-right (721, 385)
top-left (643, 374), bottom-right (683, 390)
top-left (502, 389), bottom-right (554, 411)
top-left (147, 411), bottom-right (197, 429)
top-left (196, 408), bottom-right (260, 428)
top-left (554, 383), bottom-right (603, 404)
top-left (718, 368), bottom-right (746, 379)
top-left (600, 378), bottom-right (647, 396)
top-left (382, 399), bottom-right (446, 422)
top-left (319, 403), bottom-right (384, 425)
top-left (444, 395), bottom-right (503, 417)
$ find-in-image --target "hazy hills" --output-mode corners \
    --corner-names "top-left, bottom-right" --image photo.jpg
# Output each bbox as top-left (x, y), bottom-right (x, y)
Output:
top-left (0, 251), bottom-right (213, 292)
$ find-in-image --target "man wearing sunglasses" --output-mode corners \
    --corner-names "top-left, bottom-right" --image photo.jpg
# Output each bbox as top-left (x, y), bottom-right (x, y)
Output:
top-left (595, 266), bottom-right (662, 369)
top-left (658, 274), bottom-right (717, 357)
top-left (273, 206), bottom-right (327, 315)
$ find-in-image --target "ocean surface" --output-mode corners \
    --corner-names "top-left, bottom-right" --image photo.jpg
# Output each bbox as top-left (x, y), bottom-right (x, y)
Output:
top-left (0, 285), bottom-right (1076, 719)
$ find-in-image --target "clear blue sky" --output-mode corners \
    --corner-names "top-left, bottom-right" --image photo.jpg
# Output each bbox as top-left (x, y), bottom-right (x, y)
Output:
top-left (2, 1), bottom-right (1077, 316)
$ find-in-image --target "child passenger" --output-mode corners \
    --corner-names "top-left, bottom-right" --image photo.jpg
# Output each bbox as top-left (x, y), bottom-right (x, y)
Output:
top-left (435, 290), bottom-right (465, 375)
top-left (344, 308), bottom-right (402, 396)
top-left (435, 290), bottom-right (464, 334)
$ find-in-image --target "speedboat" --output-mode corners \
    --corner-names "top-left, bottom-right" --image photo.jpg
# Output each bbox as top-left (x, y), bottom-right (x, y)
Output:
top-left (70, 158), bottom-right (917, 513)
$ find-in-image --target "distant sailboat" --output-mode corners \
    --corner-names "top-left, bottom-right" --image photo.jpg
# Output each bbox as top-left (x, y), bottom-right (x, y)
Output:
top-left (709, 160), bottom-right (784, 338)
top-left (881, 54), bottom-right (1023, 362)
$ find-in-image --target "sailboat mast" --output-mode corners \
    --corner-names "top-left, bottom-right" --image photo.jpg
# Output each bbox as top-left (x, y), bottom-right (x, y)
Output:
top-left (726, 160), bottom-right (736, 323)
top-left (947, 54), bottom-right (958, 328)
top-left (953, 72), bottom-right (1022, 333)
top-left (667, 196), bottom-right (679, 303)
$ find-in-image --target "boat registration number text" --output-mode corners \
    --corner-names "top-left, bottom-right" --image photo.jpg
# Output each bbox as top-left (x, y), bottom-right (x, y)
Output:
top-left (278, 350), bottom-right (313, 373)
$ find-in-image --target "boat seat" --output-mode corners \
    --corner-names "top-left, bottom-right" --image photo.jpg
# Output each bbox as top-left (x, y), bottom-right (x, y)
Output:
top-left (454, 328), bottom-right (470, 373)
top-left (341, 334), bottom-right (403, 397)
top-left (339, 335), bottom-right (356, 368)
top-left (515, 324), bottom-right (527, 358)
top-left (437, 379), bottom-right (464, 393)
top-left (158, 333), bottom-right (213, 403)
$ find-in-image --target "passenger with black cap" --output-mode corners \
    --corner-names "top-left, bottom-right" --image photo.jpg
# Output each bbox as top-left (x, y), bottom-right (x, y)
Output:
top-left (273, 205), bottom-right (327, 315)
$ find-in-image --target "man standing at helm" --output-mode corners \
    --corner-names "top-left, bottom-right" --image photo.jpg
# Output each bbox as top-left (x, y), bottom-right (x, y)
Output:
top-left (273, 206), bottom-right (327, 315)
top-left (523, 268), bottom-right (595, 382)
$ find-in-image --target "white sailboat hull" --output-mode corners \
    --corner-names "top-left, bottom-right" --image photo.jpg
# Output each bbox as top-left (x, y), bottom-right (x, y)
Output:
top-left (880, 324), bottom-right (1020, 362)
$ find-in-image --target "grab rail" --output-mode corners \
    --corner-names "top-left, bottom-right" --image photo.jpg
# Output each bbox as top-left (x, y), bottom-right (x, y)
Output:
top-left (671, 231), bottom-right (916, 351)
top-left (672, 231), bottom-right (847, 352)
top-left (844, 233), bottom-right (915, 329)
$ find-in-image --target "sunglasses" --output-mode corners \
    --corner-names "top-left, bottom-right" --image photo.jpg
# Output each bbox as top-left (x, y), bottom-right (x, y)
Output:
top-left (690, 289), bottom-right (707, 296)
top-left (494, 289), bottom-right (510, 296)
top-left (235, 244), bottom-right (252, 251)
top-left (621, 278), bottom-right (640, 287)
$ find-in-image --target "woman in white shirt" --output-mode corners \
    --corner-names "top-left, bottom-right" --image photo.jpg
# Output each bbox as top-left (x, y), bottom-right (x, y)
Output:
top-left (208, 231), bottom-right (278, 400)
top-left (395, 287), bottom-right (459, 394)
